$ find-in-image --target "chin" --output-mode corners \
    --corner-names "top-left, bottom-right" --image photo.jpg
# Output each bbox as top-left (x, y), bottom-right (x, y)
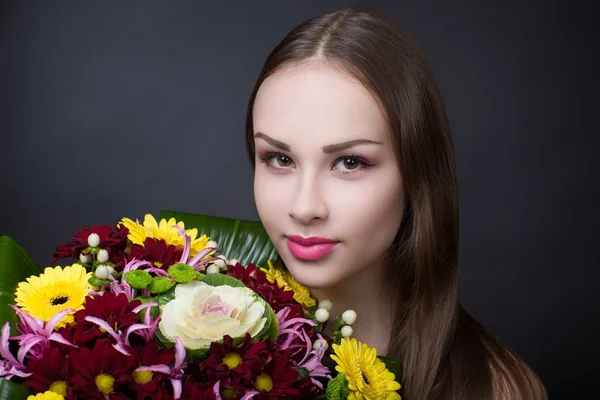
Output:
top-left (280, 257), bottom-right (344, 290)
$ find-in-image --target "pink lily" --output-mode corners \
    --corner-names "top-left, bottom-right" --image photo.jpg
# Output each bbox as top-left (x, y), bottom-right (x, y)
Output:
top-left (276, 307), bottom-right (331, 388)
top-left (83, 315), bottom-right (151, 356)
top-left (135, 336), bottom-right (187, 399)
top-left (131, 302), bottom-right (160, 342)
top-left (174, 226), bottom-right (220, 271)
top-left (0, 322), bottom-right (31, 379)
top-left (9, 306), bottom-right (77, 362)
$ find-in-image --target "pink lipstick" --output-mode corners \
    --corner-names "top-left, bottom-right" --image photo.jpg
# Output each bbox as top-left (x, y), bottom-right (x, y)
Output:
top-left (285, 235), bottom-right (339, 261)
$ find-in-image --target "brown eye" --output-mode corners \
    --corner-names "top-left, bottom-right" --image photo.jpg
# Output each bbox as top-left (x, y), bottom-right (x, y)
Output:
top-left (276, 155), bottom-right (292, 167)
top-left (342, 158), bottom-right (359, 170)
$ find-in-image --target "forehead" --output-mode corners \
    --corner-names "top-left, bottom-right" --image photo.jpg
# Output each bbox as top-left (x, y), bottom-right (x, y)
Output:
top-left (253, 64), bottom-right (389, 145)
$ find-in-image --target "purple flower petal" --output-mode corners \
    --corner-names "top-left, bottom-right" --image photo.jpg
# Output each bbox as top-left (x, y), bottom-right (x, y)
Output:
top-left (135, 364), bottom-right (171, 375)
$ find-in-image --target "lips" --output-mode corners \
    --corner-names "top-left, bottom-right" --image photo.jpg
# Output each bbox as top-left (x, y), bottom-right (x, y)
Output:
top-left (285, 235), bottom-right (339, 261)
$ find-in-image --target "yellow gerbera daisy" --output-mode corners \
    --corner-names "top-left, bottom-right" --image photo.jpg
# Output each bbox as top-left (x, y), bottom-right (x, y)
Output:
top-left (331, 337), bottom-right (402, 400)
top-left (119, 214), bottom-right (209, 256)
top-left (261, 260), bottom-right (316, 308)
top-left (15, 264), bottom-right (91, 329)
top-left (27, 391), bottom-right (65, 400)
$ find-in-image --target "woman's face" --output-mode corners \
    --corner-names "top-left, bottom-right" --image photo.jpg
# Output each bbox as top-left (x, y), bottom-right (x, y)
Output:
top-left (252, 64), bottom-right (405, 289)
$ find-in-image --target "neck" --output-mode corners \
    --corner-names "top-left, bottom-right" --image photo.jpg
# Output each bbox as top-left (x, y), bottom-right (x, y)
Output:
top-left (310, 260), bottom-right (392, 355)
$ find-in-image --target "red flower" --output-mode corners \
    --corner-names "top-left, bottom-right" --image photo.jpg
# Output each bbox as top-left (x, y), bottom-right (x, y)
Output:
top-left (23, 347), bottom-right (74, 398)
top-left (227, 263), bottom-right (303, 316)
top-left (181, 379), bottom-right (224, 400)
top-left (52, 224), bottom-right (129, 269)
top-left (252, 349), bottom-right (300, 399)
top-left (131, 341), bottom-right (176, 400)
top-left (71, 293), bottom-right (142, 345)
top-left (201, 334), bottom-right (267, 382)
top-left (129, 238), bottom-right (183, 270)
top-left (69, 339), bottom-right (138, 399)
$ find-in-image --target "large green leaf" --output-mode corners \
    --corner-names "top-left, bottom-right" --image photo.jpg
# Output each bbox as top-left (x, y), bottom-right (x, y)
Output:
top-left (160, 210), bottom-right (279, 268)
top-left (0, 236), bottom-right (40, 334)
top-left (0, 378), bottom-right (32, 399)
top-left (0, 237), bottom-right (40, 399)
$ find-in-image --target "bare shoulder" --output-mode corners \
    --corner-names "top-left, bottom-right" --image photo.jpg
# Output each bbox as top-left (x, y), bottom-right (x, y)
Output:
top-left (484, 336), bottom-right (548, 400)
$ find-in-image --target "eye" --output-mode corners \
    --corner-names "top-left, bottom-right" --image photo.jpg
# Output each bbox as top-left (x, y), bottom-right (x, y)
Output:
top-left (258, 152), bottom-right (295, 172)
top-left (332, 155), bottom-right (373, 173)
top-left (334, 157), bottom-right (361, 171)
top-left (272, 154), bottom-right (293, 168)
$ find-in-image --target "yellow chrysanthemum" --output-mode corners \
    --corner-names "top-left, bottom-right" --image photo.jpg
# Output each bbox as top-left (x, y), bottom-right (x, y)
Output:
top-left (27, 391), bottom-right (65, 400)
top-left (331, 337), bottom-right (402, 400)
top-left (261, 260), bottom-right (316, 308)
top-left (15, 264), bottom-right (91, 328)
top-left (120, 214), bottom-right (210, 256)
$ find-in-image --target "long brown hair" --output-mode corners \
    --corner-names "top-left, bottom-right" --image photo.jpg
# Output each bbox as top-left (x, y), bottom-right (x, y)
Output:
top-left (245, 6), bottom-right (546, 399)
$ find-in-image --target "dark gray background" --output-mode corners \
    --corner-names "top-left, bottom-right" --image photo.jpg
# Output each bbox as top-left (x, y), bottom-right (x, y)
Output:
top-left (1, 1), bottom-right (597, 397)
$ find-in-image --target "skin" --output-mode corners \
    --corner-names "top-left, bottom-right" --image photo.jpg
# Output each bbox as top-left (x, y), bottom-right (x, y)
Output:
top-left (252, 63), bottom-right (405, 351)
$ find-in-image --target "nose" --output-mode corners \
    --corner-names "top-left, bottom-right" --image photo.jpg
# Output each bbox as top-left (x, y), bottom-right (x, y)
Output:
top-left (289, 173), bottom-right (328, 224)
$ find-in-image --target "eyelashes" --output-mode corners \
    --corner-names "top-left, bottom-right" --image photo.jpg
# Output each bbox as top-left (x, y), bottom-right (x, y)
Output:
top-left (257, 151), bottom-right (375, 175)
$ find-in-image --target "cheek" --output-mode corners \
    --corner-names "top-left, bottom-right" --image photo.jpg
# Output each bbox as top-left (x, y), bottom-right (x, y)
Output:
top-left (253, 171), bottom-right (289, 230)
top-left (332, 172), bottom-right (404, 249)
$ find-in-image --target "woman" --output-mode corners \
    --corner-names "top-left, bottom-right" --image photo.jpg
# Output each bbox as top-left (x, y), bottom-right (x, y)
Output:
top-left (245, 6), bottom-right (547, 399)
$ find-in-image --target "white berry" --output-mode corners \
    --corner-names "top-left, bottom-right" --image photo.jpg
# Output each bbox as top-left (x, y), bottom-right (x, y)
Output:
top-left (97, 249), bottom-right (109, 263)
top-left (318, 299), bottom-right (333, 311)
top-left (229, 258), bottom-right (240, 266)
top-left (87, 233), bottom-right (100, 247)
top-left (315, 308), bottom-right (330, 323)
top-left (206, 240), bottom-right (218, 249)
top-left (342, 310), bottom-right (357, 325)
top-left (107, 266), bottom-right (116, 276)
top-left (79, 253), bottom-right (92, 264)
top-left (206, 264), bottom-right (220, 274)
top-left (313, 338), bottom-right (329, 351)
top-left (95, 265), bottom-right (109, 280)
top-left (341, 325), bottom-right (353, 338)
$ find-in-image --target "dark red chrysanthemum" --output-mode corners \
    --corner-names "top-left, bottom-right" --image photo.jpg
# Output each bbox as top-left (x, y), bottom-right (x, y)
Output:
top-left (129, 238), bottom-right (183, 270)
top-left (69, 339), bottom-right (138, 399)
top-left (52, 224), bottom-right (129, 269)
top-left (23, 347), bottom-right (74, 398)
top-left (181, 379), bottom-right (225, 400)
top-left (252, 349), bottom-right (300, 399)
top-left (131, 341), bottom-right (176, 400)
top-left (200, 333), bottom-right (268, 383)
top-left (227, 263), bottom-right (303, 316)
top-left (71, 292), bottom-right (142, 345)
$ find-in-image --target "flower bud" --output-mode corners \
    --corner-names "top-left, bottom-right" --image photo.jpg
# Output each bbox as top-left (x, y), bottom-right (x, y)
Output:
top-left (313, 338), bottom-right (329, 351)
top-left (95, 265), bottom-right (109, 280)
top-left (97, 249), bottom-right (109, 263)
top-left (341, 325), bottom-right (353, 338)
top-left (107, 266), bottom-right (116, 276)
top-left (341, 310), bottom-right (357, 325)
top-left (228, 258), bottom-right (240, 266)
top-left (79, 253), bottom-right (92, 264)
top-left (206, 240), bottom-right (218, 249)
top-left (206, 264), bottom-right (220, 274)
top-left (318, 299), bottom-right (333, 311)
top-left (87, 233), bottom-right (100, 247)
top-left (315, 308), bottom-right (330, 323)
top-left (214, 259), bottom-right (227, 270)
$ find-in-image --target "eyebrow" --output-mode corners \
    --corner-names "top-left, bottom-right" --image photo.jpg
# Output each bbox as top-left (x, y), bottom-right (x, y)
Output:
top-left (254, 132), bottom-right (383, 154)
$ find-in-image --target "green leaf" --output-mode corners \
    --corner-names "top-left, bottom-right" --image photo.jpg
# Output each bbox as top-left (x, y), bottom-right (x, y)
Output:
top-left (0, 236), bottom-right (40, 335)
top-left (156, 289), bottom-right (177, 309)
top-left (0, 378), bottom-right (33, 399)
top-left (159, 210), bottom-right (279, 269)
top-left (200, 273), bottom-right (246, 288)
top-left (325, 372), bottom-right (350, 400)
top-left (379, 355), bottom-right (402, 382)
top-left (0, 237), bottom-right (40, 398)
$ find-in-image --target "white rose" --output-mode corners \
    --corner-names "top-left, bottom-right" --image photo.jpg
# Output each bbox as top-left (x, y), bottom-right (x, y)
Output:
top-left (159, 280), bottom-right (267, 350)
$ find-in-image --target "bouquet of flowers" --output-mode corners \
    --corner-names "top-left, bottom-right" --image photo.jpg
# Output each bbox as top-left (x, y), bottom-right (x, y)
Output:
top-left (0, 212), bottom-right (402, 399)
